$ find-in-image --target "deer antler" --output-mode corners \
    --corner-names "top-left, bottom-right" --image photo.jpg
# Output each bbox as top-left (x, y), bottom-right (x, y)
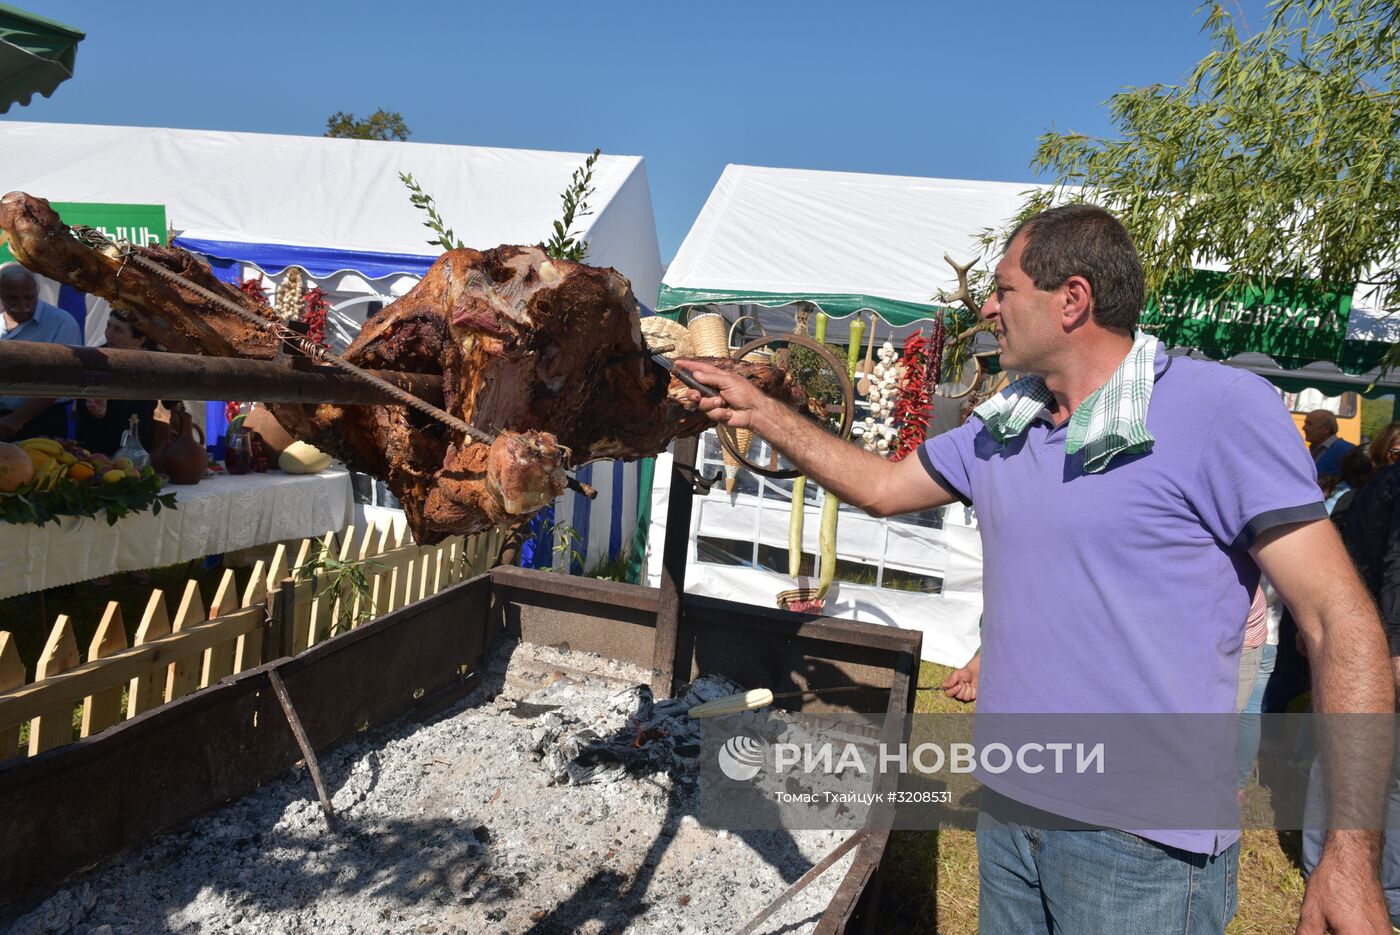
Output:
top-left (939, 254), bottom-right (991, 341)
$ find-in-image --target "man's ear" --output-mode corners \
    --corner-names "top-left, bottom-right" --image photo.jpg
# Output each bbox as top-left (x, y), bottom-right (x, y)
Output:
top-left (1060, 275), bottom-right (1094, 328)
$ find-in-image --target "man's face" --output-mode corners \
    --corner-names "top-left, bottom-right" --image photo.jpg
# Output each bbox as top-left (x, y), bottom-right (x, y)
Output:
top-left (1302, 411), bottom-right (1332, 445)
top-left (981, 234), bottom-right (1061, 374)
top-left (0, 275), bottom-right (38, 324)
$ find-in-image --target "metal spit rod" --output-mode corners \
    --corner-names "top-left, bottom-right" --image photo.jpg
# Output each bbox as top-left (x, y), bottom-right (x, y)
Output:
top-left (72, 227), bottom-right (595, 500)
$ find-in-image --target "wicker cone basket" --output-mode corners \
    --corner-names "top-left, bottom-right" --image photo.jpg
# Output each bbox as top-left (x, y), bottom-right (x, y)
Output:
top-left (724, 347), bottom-right (774, 490)
top-left (686, 312), bottom-right (730, 359)
top-left (715, 335), bottom-right (773, 492)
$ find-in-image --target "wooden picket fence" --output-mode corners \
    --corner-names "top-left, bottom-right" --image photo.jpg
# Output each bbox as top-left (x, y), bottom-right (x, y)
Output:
top-left (0, 521), bottom-right (504, 762)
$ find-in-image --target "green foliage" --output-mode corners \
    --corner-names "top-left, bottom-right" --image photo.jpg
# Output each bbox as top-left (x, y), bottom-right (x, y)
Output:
top-left (0, 471), bottom-right (176, 527)
top-left (325, 109), bottom-right (411, 142)
top-left (399, 172), bottom-right (465, 252)
top-left (544, 149), bottom-right (601, 262)
top-left (295, 552), bottom-right (382, 638)
top-left (785, 341), bottom-right (848, 426)
top-left (1023, 0), bottom-right (1400, 329)
top-left (583, 553), bottom-right (632, 582)
top-left (551, 521), bottom-right (586, 573)
top-left (1362, 394), bottom-right (1396, 440)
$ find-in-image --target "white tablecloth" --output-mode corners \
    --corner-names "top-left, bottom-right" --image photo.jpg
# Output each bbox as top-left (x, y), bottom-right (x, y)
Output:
top-left (0, 467), bottom-right (354, 599)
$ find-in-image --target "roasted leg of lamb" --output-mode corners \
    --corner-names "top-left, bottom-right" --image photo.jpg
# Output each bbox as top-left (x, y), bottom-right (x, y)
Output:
top-left (0, 192), bottom-right (820, 542)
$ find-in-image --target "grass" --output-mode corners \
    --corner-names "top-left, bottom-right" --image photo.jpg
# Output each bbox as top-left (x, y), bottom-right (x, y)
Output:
top-left (873, 662), bottom-right (1307, 934)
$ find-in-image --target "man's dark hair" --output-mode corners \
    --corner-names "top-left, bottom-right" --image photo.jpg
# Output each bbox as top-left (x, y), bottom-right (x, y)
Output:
top-left (1005, 204), bottom-right (1145, 331)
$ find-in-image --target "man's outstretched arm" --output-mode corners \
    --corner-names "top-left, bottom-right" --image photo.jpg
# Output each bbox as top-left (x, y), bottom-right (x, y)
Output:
top-left (675, 359), bottom-right (958, 517)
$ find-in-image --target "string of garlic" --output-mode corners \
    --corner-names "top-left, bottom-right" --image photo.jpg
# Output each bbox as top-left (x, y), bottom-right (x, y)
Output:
top-left (860, 341), bottom-right (901, 455)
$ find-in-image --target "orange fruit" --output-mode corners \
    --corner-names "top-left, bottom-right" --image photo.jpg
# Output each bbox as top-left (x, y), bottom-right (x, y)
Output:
top-left (68, 462), bottom-right (95, 482)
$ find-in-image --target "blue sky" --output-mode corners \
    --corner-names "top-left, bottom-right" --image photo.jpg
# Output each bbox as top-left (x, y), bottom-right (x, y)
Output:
top-left (9, 1), bottom-right (1262, 261)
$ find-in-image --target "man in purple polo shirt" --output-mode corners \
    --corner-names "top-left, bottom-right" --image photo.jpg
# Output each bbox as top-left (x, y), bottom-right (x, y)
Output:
top-left (677, 205), bottom-right (1393, 934)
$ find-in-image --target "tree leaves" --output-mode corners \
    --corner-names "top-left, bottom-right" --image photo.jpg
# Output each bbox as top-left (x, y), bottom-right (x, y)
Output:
top-left (1023, 0), bottom-right (1399, 330)
top-left (325, 109), bottom-right (411, 142)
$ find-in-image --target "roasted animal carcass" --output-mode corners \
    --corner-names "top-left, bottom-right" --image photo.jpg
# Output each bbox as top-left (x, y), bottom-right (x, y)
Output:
top-left (0, 192), bottom-right (820, 542)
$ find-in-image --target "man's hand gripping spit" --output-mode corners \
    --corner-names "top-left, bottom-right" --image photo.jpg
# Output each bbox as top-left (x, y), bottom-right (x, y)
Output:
top-left (673, 360), bottom-right (960, 516)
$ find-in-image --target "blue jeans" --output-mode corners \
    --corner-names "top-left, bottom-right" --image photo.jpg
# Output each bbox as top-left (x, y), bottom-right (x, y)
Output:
top-left (1236, 643), bottom-right (1277, 787)
top-left (978, 792), bottom-right (1239, 934)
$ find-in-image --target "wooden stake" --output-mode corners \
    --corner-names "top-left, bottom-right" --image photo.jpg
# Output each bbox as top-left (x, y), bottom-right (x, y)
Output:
top-left (0, 633), bottom-right (25, 759)
top-left (29, 615), bottom-right (80, 755)
top-left (127, 590), bottom-right (171, 717)
top-left (80, 603), bottom-right (129, 737)
top-left (202, 569), bottom-right (239, 687)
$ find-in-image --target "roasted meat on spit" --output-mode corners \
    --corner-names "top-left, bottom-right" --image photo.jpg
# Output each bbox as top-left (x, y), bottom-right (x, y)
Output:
top-left (0, 192), bottom-right (821, 543)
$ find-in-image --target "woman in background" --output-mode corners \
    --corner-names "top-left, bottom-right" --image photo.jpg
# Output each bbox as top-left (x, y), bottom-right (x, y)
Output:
top-left (1368, 420), bottom-right (1400, 472)
top-left (74, 311), bottom-right (162, 456)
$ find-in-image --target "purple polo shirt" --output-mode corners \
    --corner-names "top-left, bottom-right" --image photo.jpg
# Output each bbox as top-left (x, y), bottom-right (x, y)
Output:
top-left (921, 346), bottom-right (1325, 852)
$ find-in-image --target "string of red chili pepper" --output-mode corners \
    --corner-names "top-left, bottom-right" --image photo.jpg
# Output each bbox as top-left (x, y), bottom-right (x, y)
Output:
top-left (302, 287), bottom-right (329, 347)
top-left (237, 278), bottom-right (269, 305)
top-left (892, 330), bottom-right (933, 461)
top-left (928, 311), bottom-right (946, 408)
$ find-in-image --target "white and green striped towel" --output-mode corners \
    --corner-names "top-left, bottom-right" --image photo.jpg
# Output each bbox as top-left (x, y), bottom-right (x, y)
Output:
top-left (973, 332), bottom-right (1159, 473)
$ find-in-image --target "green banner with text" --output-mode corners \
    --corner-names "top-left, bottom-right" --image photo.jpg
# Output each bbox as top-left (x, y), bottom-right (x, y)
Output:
top-left (1142, 269), bottom-right (1363, 370)
top-left (0, 201), bottom-right (166, 265)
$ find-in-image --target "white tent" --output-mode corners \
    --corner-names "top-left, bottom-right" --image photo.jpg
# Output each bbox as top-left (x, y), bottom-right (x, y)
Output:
top-left (0, 121), bottom-right (664, 571)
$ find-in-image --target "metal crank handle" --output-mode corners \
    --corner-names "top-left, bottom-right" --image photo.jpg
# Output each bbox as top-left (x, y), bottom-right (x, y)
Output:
top-left (651, 353), bottom-right (720, 398)
top-left (567, 476), bottom-right (597, 500)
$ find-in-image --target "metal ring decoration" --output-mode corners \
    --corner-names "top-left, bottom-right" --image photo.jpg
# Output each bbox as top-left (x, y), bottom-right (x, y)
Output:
top-left (717, 332), bottom-right (857, 480)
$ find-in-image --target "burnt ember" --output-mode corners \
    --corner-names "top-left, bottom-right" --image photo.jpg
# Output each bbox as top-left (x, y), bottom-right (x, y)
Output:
top-left (0, 192), bottom-right (822, 544)
top-left (527, 676), bottom-right (743, 787)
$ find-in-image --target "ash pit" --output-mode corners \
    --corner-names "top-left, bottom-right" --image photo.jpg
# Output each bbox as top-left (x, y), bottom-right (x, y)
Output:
top-left (8, 639), bottom-right (854, 935)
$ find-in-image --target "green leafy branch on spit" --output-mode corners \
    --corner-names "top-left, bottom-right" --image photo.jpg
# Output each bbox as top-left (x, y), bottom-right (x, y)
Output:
top-left (399, 172), bottom-right (464, 252)
top-left (544, 149), bottom-right (601, 262)
top-left (398, 148), bottom-right (601, 263)
top-left (296, 552), bottom-right (382, 639)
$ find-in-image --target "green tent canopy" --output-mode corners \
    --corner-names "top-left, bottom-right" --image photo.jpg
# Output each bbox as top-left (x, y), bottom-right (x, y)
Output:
top-left (0, 3), bottom-right (83, 114)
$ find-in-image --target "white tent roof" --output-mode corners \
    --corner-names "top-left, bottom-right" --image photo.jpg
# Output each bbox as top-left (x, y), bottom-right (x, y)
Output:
top-left (0, 121), bottom-right (664, 304)
top-left (660, 164), bottom-right (1038, 324)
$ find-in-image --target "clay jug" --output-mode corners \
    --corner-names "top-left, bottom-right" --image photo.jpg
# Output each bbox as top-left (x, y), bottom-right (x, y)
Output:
top-left (158, 406), bottom-right (207, 485)
top-left (149, 415), bottom-right (173, 466)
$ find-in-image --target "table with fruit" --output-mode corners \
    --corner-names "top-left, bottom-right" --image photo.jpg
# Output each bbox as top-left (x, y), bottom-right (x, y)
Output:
top-left (0, 436), bottom-right (175, 527)
top-left (0, 432), bottom-right (353, 599)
